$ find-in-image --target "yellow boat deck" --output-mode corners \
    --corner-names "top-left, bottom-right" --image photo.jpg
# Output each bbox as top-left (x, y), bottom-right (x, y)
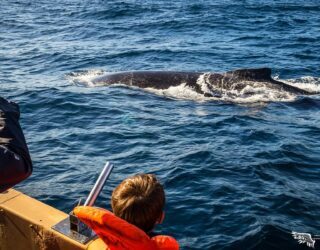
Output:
top-left (0, 189), bottom-right (107, 250)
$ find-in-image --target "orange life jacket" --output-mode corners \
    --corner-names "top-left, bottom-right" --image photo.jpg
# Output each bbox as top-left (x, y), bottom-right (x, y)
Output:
top-left (73, 206), bottom-right (179, 250)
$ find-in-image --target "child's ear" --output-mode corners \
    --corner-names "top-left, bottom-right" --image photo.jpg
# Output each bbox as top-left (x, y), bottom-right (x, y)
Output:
top-left (157, 211), bottom-right (165, 224)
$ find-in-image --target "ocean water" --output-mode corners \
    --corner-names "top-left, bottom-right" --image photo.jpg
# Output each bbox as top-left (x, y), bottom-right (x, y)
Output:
top-left (1, 0), bottom-right (320, 249)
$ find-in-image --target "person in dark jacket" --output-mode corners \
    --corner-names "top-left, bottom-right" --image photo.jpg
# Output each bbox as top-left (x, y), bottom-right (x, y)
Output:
top-left (0, 97), bottom-right (32, 192)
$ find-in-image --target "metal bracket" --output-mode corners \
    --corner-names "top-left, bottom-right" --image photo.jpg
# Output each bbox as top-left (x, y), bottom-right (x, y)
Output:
top-left (52, 212), bottom-right (96, 244)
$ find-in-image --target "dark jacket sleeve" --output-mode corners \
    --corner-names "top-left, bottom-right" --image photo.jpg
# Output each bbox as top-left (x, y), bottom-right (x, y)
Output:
top-left (0, 97), bottom-right (33, 192)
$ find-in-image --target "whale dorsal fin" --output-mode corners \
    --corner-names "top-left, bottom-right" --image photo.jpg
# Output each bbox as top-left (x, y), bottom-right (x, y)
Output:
top-left (227, 68), bottom-right (272, 81)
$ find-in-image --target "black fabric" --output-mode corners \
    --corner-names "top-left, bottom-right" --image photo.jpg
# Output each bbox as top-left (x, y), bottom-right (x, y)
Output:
top-left (0, 97), bottom-right (32, 192)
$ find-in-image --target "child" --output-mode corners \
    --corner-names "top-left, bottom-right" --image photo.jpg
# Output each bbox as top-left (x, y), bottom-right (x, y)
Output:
top-left (74, 174), bottom-right (179, 250)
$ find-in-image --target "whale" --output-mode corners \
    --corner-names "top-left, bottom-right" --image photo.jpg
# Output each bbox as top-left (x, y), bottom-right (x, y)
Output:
top-left (92, 68), bottom-right (311, 97)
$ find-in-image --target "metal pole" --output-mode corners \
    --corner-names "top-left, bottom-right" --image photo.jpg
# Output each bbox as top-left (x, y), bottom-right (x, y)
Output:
top-left (84, 162), bottom-right (114, 206)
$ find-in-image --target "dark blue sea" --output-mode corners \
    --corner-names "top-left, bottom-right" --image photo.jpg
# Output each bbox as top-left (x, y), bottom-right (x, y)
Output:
top-left (1, 1), bottom-right (320, 249)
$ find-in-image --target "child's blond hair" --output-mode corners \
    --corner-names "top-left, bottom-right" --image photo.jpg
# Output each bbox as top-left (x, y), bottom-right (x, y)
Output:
top-left (111, 174), bottom-right (165, 233)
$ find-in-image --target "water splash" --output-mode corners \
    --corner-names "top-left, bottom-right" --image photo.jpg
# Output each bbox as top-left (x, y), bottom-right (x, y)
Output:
top-left (281, 76), bottom-right (320, 93)
top-left (66, 69), bottom-right (106, 87)
top-left (146, 83), bottom-right (206, 101)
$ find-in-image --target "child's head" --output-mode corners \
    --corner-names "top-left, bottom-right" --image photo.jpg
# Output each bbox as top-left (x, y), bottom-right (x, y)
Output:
top-left (111, 174), bottom-right (165, 233)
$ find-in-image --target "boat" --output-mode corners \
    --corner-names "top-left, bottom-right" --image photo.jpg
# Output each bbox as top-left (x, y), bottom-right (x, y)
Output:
top-left (0, 188), bottom-right (107, 250)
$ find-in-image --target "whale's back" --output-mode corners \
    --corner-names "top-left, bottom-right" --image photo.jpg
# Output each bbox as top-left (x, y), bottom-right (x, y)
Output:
top-left (226, 68), bottom-right (272, 81)
top-left (94, 71), bottom-right (201, 89)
